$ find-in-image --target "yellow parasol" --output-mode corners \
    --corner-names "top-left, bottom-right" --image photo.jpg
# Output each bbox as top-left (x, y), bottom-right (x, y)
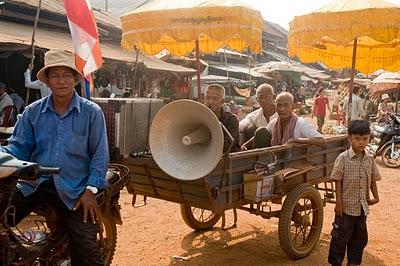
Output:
top-left (120, 0), bottom-right (263, 98)
top-left (288, 0), bottom-right (400, 121)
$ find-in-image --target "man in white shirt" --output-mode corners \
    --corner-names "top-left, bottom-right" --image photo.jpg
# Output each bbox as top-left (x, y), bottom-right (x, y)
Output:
top-left (267, 92), bottom-right (326, 147)
top-left (0, 82), bottom-right (15, 125)
top-left (343, 86), bottom-right (365, 122)
top-left (110, 78), bottom-right (123, 98)
top-left (240, 84), bottom-right (277, 150)
top-left (24, 65), bottom-right (51, 98)
top-left (97, 78), bottom-right (111, 97)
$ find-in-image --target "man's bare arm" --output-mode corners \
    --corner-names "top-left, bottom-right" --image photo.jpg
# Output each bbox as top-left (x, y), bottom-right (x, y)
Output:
top-left (286, 137), bottom-right (326, 147)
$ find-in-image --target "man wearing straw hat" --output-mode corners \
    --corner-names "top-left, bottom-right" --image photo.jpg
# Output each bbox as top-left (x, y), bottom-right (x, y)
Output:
top-left (0, 50), bottom-right (108, 265)
top-left (377, 93), bottom-right (392, 123)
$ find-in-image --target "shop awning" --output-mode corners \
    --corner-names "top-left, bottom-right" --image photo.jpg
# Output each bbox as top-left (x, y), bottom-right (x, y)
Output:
top-left (0, 20), bottom-right (196, 75)
top-left (208, 63), bottom-right (267, 79)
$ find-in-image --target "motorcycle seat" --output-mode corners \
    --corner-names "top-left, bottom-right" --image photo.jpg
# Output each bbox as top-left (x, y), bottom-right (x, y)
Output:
top-left (371, 124), bottom-right (385, 134)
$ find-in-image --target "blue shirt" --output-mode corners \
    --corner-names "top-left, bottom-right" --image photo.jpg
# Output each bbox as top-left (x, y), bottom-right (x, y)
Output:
top-left (0, 92), bottom-right (109, 209)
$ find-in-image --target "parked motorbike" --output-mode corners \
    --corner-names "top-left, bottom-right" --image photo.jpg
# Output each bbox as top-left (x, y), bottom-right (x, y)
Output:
top-left (0, 152), bottom-right (130, 265)
top-left (369, 113), bottom-right (400, 168)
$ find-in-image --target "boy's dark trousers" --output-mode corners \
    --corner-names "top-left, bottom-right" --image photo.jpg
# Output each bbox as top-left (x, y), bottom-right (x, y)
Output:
top-left (328, 210), bottom-right (368, 266)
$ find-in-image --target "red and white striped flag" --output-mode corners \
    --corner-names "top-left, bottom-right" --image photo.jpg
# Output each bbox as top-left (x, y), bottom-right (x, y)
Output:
top-left (64, 0), bottom-right (102, 97)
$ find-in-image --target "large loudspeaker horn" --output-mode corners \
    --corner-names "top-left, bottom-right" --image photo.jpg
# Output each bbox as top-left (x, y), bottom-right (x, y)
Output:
top-left (149, 100), bottom-right (223, 181)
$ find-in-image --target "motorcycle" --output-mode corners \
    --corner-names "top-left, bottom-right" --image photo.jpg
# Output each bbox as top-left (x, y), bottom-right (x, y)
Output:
top-left (369, 113), bottom-right (400, 168)
top-left (0, 152), bottom-right (130, 265)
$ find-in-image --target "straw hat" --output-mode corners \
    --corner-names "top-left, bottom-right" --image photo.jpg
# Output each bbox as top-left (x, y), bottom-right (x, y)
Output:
top-left (37, 50), bottom-right (82, 83)
top-left (382, 94), bottom-right (390, 100)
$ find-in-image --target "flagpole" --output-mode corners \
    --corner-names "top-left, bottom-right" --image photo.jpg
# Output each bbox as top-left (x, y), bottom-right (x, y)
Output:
top-left (27, 0), bottom-right (42, 105)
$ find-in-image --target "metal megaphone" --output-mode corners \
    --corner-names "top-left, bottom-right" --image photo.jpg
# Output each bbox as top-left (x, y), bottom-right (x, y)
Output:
top-left (149, 100), bottom-right (224, 180)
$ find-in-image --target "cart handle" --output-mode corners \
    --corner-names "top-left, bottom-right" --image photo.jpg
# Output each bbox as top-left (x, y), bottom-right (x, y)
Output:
top-left (216, 122), bottom-right (234, 193)
top-left (219, 122), bottom-right (234, 157)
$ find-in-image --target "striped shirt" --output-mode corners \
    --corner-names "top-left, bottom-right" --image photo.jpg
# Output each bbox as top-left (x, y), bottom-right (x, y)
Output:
top-left (330, 148), bottom-right (381, 216)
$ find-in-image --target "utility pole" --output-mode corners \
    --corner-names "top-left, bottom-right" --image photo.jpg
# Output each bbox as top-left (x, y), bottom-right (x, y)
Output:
top-left (105, 0), bottom-right (108, 12)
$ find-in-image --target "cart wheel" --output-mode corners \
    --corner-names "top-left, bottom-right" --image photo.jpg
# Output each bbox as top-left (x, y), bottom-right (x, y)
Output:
top-left (180, 204), bottom-right (222, 231)
top-left (278, 184), bottom-right (324, 259)
top-left (381, 144), bottom-right (400, 168)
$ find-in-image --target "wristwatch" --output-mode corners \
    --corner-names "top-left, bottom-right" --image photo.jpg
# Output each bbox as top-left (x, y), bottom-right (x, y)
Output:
top-left (86, 185), bottom-right (98, 194)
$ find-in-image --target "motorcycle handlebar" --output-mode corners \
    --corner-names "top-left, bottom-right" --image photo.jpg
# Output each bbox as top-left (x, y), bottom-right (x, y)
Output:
top-left (38, 166), bottom-right (60, 175)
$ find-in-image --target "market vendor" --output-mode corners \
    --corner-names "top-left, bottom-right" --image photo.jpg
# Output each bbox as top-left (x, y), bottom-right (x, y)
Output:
top-left (377, 93), bottom-right (392, 123)
top-left (267, 92), bottom-right (326, 147)
top-left (240, 84), bottom-right (277, 150)
top-left (204, 84), bottom-right (240, 153)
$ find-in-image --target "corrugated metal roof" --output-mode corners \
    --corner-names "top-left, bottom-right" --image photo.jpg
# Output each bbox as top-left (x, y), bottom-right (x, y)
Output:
top-left (0, 20), bottom-right (196, 74)
top-left (8, 0), bottom-right (121, 28)
top-left (90, 0), bottom-right (147, 16)
top-left (209, 63), bottom-right (265, 78)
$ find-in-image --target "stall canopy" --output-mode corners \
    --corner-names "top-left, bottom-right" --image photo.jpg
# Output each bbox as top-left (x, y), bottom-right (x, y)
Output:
top-left (120, 0), bottom-right (263, 97)
top-left (0, 20), bottom-right (196, 75)
top-left (370, 72), bottom-right (400, 95)
top-left (208, 63), bottom-right (266, 79)
top-left (288, 0), bottom-right (400, 74)
top-left (120, 0), bottom-right (263, 55)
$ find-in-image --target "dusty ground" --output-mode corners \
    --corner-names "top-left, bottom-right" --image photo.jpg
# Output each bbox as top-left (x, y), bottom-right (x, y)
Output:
top-left (112, 159), bottom-right (400, 266)
top-left (113, 155), bottom-right (400, 265)
top-left (112, 101), bottom-right (400, 265)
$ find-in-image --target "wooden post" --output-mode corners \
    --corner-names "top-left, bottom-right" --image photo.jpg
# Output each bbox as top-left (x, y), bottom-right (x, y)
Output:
top-left (224, 46), bottom-right (229, 79)
top-left (347, 38), bottom-right (358, 124)
top-left (133, 47), bottom-right (139, 96)
top-left (26, 0), bottom-right (42, 105)
top-left (396, 86), bottom-right (399, 114)
top-left (195, 38), bottom-right (201, 101)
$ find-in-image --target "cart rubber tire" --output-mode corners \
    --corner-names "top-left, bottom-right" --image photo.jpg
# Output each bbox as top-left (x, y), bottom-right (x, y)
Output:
top-left (99, 212), bottom-right (117, 266)
top-left (381, 144), bottom-right (400, 168)
top-left (278, 184), bottom-right (324, 260)
top-left (180, 204), bottom-right (222, 231)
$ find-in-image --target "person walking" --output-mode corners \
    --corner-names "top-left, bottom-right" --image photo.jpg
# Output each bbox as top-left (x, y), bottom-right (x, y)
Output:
top-left (312, 88), bottom-right (331, 133)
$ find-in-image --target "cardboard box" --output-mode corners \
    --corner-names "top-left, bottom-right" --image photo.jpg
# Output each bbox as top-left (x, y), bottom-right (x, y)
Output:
top-left (243, 171), bottom-right (274, 202)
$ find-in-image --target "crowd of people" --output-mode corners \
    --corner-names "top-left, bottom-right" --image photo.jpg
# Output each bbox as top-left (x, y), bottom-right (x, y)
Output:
top-left (202, 83), bottom-right (326, 154)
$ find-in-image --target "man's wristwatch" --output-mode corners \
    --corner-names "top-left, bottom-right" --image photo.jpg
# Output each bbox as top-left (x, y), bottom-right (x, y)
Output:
top-left (86, 185), bottom-right (98, 194)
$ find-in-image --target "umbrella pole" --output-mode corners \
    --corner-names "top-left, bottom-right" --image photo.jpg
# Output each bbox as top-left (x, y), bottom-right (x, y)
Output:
top-left (27, 0), bottom-right (42, 105)
top-left (133, 47), bottom-right (139, 96)
top-left (224, 46), bottom-right (229, 80)
top-left (347, 38), bottom-right (358, 124)
top-left (195, 38), bottom-right (201, 101)
top-left (397, 86), bottom-right (399, 114)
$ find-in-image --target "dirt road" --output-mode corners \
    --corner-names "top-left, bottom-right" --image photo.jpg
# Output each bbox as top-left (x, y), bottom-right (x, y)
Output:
top-left (112, 157), bottom-right (400, 266)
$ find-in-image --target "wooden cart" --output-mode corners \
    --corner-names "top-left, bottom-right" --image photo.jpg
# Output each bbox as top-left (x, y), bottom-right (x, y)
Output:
top-left (125, 136), bottom-right (347, 259)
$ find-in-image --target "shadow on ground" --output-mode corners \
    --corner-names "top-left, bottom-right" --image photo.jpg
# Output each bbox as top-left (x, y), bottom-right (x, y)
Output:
top-left (169, 226), bottom-right (386, 266)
